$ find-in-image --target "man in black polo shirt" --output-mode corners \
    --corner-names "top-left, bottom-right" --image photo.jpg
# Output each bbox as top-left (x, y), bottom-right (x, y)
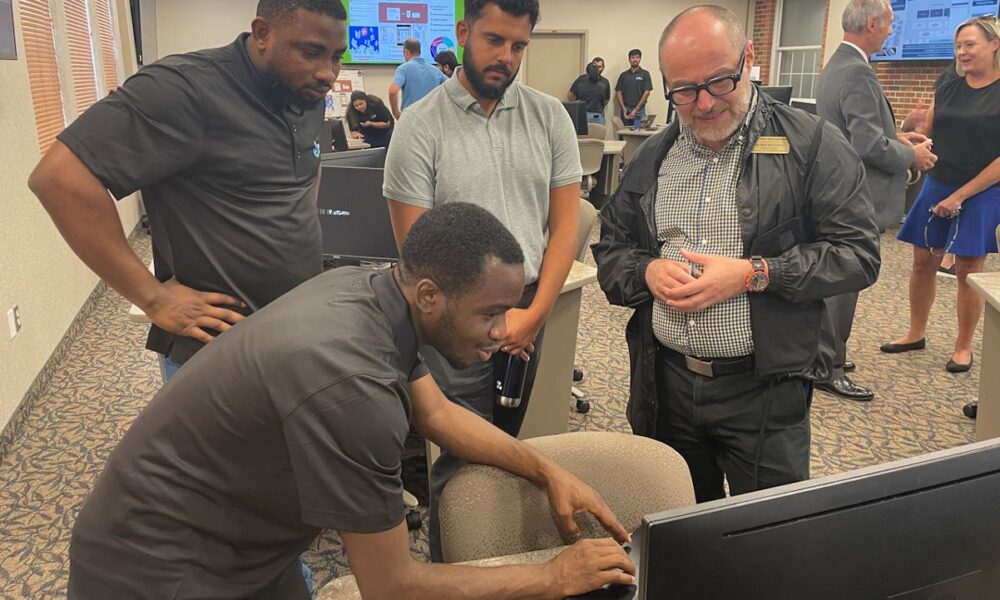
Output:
top-left (28, 0), bottom-right (347, 379)
top-left (568, 57), bottom-right (611, 125)
top-left (615, 48), bottom-right (654, 126)
top-left (68, 204), bottom-right (634, 600)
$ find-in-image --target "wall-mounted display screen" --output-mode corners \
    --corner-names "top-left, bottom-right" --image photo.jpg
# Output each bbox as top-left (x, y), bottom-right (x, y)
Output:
top-left (343, 0), bottom-right (464, 65)
top-left (872, 0), bottom-right (1000, 62)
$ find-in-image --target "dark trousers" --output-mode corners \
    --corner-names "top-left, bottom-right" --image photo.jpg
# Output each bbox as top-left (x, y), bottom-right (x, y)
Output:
top-left (817, 292), bottom-right (859, 381)
top-left (426, 288), bottom-right (544, 562)
top-left (654, 346), bottom-right (812, 503)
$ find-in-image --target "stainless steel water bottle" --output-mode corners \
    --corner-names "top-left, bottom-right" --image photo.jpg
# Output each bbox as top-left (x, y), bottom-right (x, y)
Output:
top-left (496, 352), bottom-right (529, 408)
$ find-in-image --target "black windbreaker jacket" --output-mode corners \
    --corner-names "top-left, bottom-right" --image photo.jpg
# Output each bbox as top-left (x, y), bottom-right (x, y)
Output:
top-left (591, 92), bottom-right (881, 438)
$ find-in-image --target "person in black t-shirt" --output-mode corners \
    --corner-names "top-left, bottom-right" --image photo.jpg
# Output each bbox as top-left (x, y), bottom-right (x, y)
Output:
top-left (66, 203), bottom-right (634, 600)
top-left (568, 58), bottom-right (611, 125)
top-left (614, 48), bottom-right (654, 126)
top-left (346, 90), bottom-right (394, 147)
top-left (28, 0), bottom-right (349, 379)
top-left (434, 49), bottom-right (459, 77)
top-left (886, 15), bottom-right (1000, 384)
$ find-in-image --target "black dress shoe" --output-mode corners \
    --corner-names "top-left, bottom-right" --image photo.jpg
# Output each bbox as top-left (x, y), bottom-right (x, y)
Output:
top-left (815, 376), bottom-right (875, 401)
top-left (880, 338), bottom-right (926, 353)
top-left (843, 361), bottom-right (856, 373)
top-left (946, 357), bottom-right (973, 373)
top-left (963, 403), bottom-right (978, 419)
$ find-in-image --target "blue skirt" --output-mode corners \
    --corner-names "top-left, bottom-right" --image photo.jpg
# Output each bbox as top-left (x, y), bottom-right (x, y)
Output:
top-left (897, 175), bottom-right (1000, 257)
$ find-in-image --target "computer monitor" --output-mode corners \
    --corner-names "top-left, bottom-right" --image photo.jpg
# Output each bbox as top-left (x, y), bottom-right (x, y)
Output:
top-left (320, 146), bottom-right (386, 168)
top-left (640, 114), bottom-right (656, 129)
top-left (791, 98), bottom-right (817, 115)
top-left (562, 100), bottom-right (589, 136)
top-left (636, 438), bottom-right (1000, 599)
top-left (318, 118), bottom-right (351, 156)
top-left (759, 85), bottom-right (793, 105)
top-left (316, 163), bottom-right (398, 262)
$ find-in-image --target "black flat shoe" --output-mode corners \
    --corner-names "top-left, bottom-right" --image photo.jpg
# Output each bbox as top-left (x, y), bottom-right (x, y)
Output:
top-left (946, 357), bottom-right (973, 373)
top-left (843, 361), bottom-right (856, 373)
top-left (880, 338), bottom-right (926, 353)
top-left (963, 403), bottom-right (978, 419)
top-left (815, 376), bottom-right (875, 401)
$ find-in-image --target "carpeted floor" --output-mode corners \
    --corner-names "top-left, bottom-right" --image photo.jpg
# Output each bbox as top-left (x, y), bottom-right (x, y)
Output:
top-left (0, 226), bottom-right (986, 597)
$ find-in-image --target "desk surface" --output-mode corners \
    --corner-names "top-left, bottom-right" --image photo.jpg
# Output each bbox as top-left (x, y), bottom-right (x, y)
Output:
top-left (968, 272), bottom-right (1000, 311)
top-left (603, 140), bottom-right (626, 154)
top-left (617, 128), bottom-right (660, 137)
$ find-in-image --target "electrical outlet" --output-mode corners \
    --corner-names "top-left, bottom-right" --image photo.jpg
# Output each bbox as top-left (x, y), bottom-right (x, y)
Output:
top-left (7, 305), bottom-right (21, 340)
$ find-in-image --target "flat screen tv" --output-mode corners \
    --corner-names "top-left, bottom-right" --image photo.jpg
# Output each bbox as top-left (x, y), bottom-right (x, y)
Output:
top-left (872, 0), bottom-right (999, 62)
top-left (343, 0), bottom-right (464, 65)
top-left (634, 438), bottom-right (1000, 599)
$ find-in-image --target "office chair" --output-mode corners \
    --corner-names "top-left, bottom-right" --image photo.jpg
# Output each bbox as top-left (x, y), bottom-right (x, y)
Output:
top-left (437, 431), bottom-right (696, 563)
top-left (612, 116), bottom-right (626, 136)
top-left (578, 138), bottom-right (605, 198)
top-left (586, 122), bottom-right (607, 140)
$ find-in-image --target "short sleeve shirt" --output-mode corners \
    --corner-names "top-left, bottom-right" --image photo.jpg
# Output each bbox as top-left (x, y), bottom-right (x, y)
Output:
top-left (615, 67), bottom-right (655, 106)
top-left (930, 70), bottom-right (1000, 185)
top-left (570, 75), bottom-right (611, 113)
top-left (58, 34), bottom-right (325, 364)
top-left (393, 57), bottom-right (448, 109)
top-left (69, 268), bottom-right (426, 598)
top-left (382, 70), bottom-right (582, 283)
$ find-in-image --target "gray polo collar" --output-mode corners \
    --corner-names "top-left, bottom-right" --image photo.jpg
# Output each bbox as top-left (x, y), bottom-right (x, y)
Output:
top-left (374, 270), bottom-right (420, 371)
top-left (443, 67), bottom-right (520, 114)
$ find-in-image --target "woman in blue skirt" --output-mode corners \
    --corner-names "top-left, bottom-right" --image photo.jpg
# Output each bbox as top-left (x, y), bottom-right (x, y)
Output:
top-left (882, 15), bottom-right (1000, 378)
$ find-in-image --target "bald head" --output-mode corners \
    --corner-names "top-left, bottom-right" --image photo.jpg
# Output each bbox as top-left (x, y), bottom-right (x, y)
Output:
top-left (659, 5), bottom-right (747, 56)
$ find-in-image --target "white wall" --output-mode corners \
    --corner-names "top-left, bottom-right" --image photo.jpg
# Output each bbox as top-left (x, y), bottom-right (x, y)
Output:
top-left (0, 0), bottom-right (142, 432)
top-left (824, 0), bottom-right (851, 66)
top-left (153, 0), bottom-right (752, 122)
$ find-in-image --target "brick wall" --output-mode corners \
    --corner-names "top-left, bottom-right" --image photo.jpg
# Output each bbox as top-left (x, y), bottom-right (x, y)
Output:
top-left (752, 0), bottom-right (952, 124)
top-left (751, 0), bottom-right (778, 83)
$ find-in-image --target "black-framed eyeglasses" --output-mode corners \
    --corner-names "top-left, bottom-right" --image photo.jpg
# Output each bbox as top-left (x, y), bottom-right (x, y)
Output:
top-left (666, 46), bottom-right (747, 106)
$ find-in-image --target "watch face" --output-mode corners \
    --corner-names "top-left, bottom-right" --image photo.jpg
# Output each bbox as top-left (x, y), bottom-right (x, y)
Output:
top-left (749, 272), bottom-right (769, 292)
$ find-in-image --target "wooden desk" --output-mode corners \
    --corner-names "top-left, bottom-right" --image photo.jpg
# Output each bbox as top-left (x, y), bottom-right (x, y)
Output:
top-left (616, 128), bottom-right (660, 165)
top-left (317, 546), bottom-right (566, 599)
top-left (966, 272), bottom-right (1000, 441)
top-left (592, 140), bottom-right (625, 205)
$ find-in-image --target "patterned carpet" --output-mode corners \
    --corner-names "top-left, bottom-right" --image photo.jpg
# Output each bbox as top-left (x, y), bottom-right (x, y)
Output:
top-left (0, 225), bottom-right (986, 597)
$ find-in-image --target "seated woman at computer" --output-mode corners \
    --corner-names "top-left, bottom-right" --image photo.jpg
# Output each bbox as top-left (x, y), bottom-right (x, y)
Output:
top-left (346, 90), bottom-right (394, 148)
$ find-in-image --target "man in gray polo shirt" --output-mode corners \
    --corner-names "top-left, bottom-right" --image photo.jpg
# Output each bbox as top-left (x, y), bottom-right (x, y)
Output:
top-left (383, 0), bottom-right (582, 561)
top-left (68, 204), bottom-right (633, 600)
top-left (28, 0), bottom-right (347, 378)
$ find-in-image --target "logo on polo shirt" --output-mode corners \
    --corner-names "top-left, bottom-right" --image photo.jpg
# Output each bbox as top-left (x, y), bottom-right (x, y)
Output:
top-left (312, 141), bottom-right (321, 158)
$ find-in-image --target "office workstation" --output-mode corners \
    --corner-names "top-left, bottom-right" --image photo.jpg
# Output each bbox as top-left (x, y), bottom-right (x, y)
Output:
top-left (3, 0), bottom-right (1000, 598)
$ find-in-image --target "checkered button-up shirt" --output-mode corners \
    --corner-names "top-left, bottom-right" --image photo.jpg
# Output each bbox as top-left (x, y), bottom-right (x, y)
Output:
top-left (652, 99), bottom-right (757, 358)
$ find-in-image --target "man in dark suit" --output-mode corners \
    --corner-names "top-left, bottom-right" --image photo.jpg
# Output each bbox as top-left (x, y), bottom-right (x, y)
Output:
top-left (815, 0), bottom-right (937, 400)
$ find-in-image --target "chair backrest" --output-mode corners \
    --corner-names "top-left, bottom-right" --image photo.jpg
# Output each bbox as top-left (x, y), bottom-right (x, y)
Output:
top-left (577, 197), bottom-right (599, 261)
top-left (578, 138), bottom-right (604, 177)
top-left (612, 116), bottom-right (626, 134)
top-left (586, 122), bottom-right (607, 140)
top-left (438, 432), bottom-right (696, 563)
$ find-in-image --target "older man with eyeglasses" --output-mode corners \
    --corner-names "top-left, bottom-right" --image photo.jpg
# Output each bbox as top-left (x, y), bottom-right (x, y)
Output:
top-left (592, 5), bottom-right (881, 503)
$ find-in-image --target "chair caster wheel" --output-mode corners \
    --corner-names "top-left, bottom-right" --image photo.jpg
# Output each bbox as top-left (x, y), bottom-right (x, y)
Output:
top-left (573, 368), bottom-right (584, 382)
top-left (575, 398), bottom-right (590, 413)
top-left (963, 403), bottom-right (978, 419)
top-left (405, 510), bottom-right (422, 531)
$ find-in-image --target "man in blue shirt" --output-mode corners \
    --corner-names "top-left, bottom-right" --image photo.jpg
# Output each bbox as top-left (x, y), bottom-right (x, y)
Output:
top-left (389, 38), bottom-right (448, 118)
